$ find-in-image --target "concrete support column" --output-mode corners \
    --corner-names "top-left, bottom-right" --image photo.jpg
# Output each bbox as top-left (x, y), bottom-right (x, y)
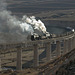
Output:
top-left (72, 38), bottom-right (74, 50)
top-left (71, 38), bottom-right (73, 50)
top-left (63, 40), bottom-right (66, 54)
top-left (33, 44), bottom-right (39, 67)
top-left (74, 36), bottom-right (75, 48)
top-left (46, 42), bottom-right (51, 61)
top-left (0, 58), bottom-right (1, 71)
top-left (56, 41), bottom-right (61, 57)
top-left (68, 39), bottom-right (72, 51)
top-left (63, 40), bottom-right (69, 54)
top-left (16, 46), bottom-right (22, 70)
top-left (3, 45), bottom-right (6, 57)
top-left (73, 37), bottom-right (75, 49)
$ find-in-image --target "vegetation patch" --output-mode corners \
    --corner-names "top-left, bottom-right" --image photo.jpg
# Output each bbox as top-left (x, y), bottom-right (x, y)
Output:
top-left (55, 59), bottom-right (75, 75)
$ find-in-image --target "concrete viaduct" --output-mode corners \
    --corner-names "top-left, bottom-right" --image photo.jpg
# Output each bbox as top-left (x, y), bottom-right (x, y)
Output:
top-left (0, 31), bottom-right (75, 71)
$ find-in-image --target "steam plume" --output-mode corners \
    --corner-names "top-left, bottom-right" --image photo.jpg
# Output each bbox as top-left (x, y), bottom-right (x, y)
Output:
top-left (0, 0), bottom-right (34, 43)
top-left (22, 16), bottom-right (47, 35)
top-left (0, 0), bottom-right (47, 43)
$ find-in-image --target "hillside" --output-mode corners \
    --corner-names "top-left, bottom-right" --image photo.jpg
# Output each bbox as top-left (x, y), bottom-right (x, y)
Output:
top-left (6, 0), bottom-right (75, 22)
top-left (6, 0), bottom-right (75, 15)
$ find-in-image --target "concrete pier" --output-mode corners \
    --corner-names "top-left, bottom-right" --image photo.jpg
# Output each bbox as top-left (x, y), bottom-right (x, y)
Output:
top-left (73, 37), bottom-right (75, 49)
top-left (33, 44), bottom-right (39, 67)
top-left (68, 39), bottom-right (72, 51)
top-left (46, 42), bottom-right (51, 61)
top-left (16, 47), bottom-right (22, 70)
top-left (56, 41), bottom-right (61, 57)
top-left (0, 58), bottom-right (1, 71)
top-left (63, 40), bottom-right (67, 54)
top-left (71, 38), bottom-right (74, 50)
top-left (63, 40), bottom-right (68, 54)
top-left (72, 37), bottom-right (75, 49)
top-left (74, 37), bottom-right (75, 48)
top-left (70, 38), bottom-right (73, 50)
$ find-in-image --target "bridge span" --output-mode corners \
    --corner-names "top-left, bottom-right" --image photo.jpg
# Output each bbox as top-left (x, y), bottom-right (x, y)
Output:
top-left (0, 31), bottom-right (75, 71)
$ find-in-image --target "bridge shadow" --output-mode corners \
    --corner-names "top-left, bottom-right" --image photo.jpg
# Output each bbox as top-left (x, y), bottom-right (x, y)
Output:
top-left (2, 44), bottom-right (56, 69)
top-left (22, 44), bottom-right (56, 68)
top-left (22, 49), bottom-right (46, 68)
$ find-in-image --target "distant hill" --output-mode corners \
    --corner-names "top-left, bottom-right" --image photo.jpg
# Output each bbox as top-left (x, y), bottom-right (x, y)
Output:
top-left (55, 0), bottom-right (75, 1)
top-left (7, 0), bottom-right (75, 14)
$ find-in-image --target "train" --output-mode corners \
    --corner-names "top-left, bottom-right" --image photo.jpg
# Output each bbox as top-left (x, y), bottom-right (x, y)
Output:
top-left (27, 32), bottom-right (56, 41)
top-left (31, 32), bottom-right (50, 40)
top-left (27, 27), bottom-right (75, 41)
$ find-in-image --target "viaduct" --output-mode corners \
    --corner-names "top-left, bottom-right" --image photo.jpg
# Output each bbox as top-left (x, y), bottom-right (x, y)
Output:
top-left (0, 31), bottom-right (75, 71)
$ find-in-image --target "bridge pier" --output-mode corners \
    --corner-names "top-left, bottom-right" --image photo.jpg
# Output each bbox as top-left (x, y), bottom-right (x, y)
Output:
top-left (71, 38), bottom-right (73, 50)
top-left (63, 40), bottom-right (68, 54)
top-left (16, 47), bottom-right (22, 70)
top-left (46, 42), bottom-right (51, 61)
top-left (74, 36), bottom-right (75, 48)
top-left (0, 58), bottom-right (1, 71)
top-left (56, 41), bottom-right (61, 57)
top-left (72, 38), bottom-right (74, 50)
top-left (68, 38), bottom-right (72, 51)
top-left (72, 37), bottom-right (75, 49)
top-left (33, 44), bottom-right (39, 67)
top-left (73, 36), bottom-right (75, 49)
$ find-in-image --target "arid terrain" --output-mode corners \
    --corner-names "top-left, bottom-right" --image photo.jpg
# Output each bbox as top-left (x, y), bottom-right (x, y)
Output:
top-left (6, 0), bottom-right (75, 21)
top-left (0, 0), bottom-right (75, 75)
top-left (6, 0), bottom-right (75, 27)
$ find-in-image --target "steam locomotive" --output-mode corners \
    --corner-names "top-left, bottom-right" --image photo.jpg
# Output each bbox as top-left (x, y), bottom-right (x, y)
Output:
top-left (27, 32), bottom-right (56, 41)
top-left (31, 32), bottom-right (50, 40)
top-left (27, 27), bottom-right (74, 41)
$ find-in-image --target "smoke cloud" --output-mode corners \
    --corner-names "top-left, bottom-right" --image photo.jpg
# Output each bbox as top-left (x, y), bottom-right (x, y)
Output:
top-left (22, 16), bottom-right (47, 35)
top-left (0, 0), bottom-right (34, 43)
top-left (0, 0), bottom-right (7, 11)
top-left (0, 0), bottom-right (47, 43)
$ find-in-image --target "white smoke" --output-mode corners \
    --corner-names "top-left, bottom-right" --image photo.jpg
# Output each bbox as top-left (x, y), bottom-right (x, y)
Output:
top-left (0, 0), bottom-right (34, 43)
top-left (22, 16), bottom-right (47, 35)
top-left (0, 0), bottom-right (47, 43)
top-left (0, 10), bottom-right (34, 33)
top-left (0, 0), bottom-right (7, 11)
